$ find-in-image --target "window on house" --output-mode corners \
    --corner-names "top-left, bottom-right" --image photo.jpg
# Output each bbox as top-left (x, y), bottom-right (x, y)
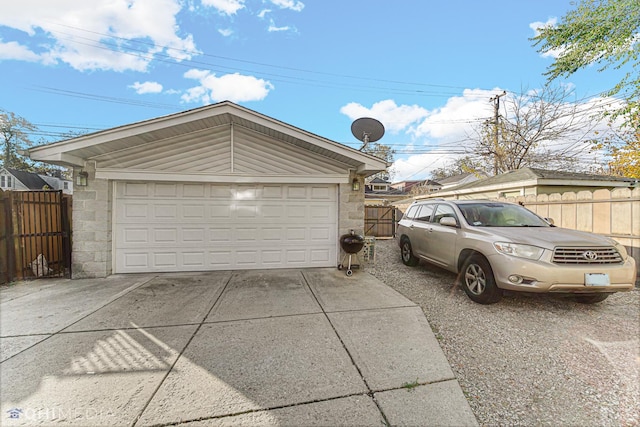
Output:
top-left (0, 176), bottom-right (5, 187)
top-left (7, 176), bottom-right (11, 188)
top-left (63, 182), bottom-right (69, 190)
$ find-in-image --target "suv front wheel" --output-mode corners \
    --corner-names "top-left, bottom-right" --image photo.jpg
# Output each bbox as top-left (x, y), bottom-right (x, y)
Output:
top-left (461, 254), bottom-right (503, 304)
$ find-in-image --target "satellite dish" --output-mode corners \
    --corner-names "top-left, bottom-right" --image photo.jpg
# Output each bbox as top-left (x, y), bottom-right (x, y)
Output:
top-left (351, 117), bottom-right (385, 150)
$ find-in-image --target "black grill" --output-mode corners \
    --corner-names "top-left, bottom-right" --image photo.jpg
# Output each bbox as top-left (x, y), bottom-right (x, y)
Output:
top-left (552, 247), bottom-right (623, 265)
top-left (340, 232), bottom-right (365, 254)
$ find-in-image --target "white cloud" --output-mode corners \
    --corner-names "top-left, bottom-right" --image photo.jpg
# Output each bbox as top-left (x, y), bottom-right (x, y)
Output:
top-left (257, 9), bottom-right (272, 19)
top-left (392, 152), bottom-right (463, 182)
top-left (201, 0), bottom-right (246, 15)
top-left (268, 20), bottom-right (293, 32)
top-left (413, 89), bottom-right (493, 139)
top-left (270, 0), bottom-right (304, 12)
top-left (0, 0), bottom-right (198, 72)
top-left (182, 69), bottom-right (274, 103)
top-left (530, 18), bottom-right (565, 59)
top-left (340, 100), bottom-right (429, 134)
top-left (0, 40), bottom-right (41, 62)
top-left (129, 81), bottom-right (163, 94)
top-left (218, 28), bottom-right (234, 37)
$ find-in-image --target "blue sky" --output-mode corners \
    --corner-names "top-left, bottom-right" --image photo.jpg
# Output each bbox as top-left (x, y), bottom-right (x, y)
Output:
top-left (0, 0), bottom-right (628, 180)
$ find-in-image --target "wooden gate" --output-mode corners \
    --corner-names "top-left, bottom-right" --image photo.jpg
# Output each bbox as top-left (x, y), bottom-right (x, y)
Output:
top-left (0, 190), bottom-right (10, 285)
top-left (365, 205), bottom-right (397, 238)
top-left (0, 190), bottom-right (71, 284)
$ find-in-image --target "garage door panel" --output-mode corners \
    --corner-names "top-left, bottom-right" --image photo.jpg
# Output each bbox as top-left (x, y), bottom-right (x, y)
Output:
top-left (210, 251), bottom-right (233, 267)
top-left (123, 252), bottom-right (149, 269)
top-left (155, 228), bottom-right (178, 243)
top-left (154, 252), bottom-right (177, 268)
top-left (122, 182), bottom-right (150, 197)
top-left (210, 227), bottom-right (232, 243)
top-left (114, 182), bottom-right (337, 273)
top-left (155, 204), bottom-right (178, 219)
top-left (154, 183), bottom-right (178, 197)
top-left (183, 183), bottom-right (205, 197)
top-left (183, 228), bottom-right (206, 243)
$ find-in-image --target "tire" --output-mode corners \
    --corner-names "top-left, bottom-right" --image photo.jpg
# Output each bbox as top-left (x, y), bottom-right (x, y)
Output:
top-left (401, 238), bottom-right (419, 266)
top-left (574, 293), bottom-right (610, 304)
top-left (460, 254), bottom-right (503, 304)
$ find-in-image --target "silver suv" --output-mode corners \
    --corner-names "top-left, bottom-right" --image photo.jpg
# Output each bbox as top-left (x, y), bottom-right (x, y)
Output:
top-left (396, 200), bottom-right (637, 304)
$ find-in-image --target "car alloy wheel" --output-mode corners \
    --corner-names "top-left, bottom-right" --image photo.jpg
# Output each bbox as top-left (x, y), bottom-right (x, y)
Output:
top-left (465, 263), bottom-right (486, 295)
top-left (461, 254), bottom-right (503, 304)
top-left (401, 239), bottom-right (419, 266)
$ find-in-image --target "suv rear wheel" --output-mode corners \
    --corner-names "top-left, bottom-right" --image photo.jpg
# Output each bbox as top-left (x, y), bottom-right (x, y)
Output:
top-left (461, 254), bottom-right (503, 304)
top-left (401, 238), bottom-right (419, 266)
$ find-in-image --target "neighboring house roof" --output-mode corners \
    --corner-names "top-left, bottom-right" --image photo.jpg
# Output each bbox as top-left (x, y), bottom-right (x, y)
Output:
top-left (4, 168), bottom-right (50, 190)
top-left (425, 167), bottom-right (636, 198)
top-left (460, 167), bottom-right (632, 190)
top-left (369, 177), bottom-right (390, 184)
top-left (26, 101), bottom-right (388, 179)
top-left (390, 180), bottom-right (425, 192)
top-left (435, 172), bottom-right (482, 188)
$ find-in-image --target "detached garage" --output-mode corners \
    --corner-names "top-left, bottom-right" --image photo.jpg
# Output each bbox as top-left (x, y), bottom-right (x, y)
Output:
top-left (27, 101), bottom-right (387, 278)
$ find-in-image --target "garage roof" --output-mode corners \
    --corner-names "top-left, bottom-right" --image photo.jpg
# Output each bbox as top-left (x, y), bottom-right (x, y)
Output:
top-left (27, 101), bottom-right (388, 178)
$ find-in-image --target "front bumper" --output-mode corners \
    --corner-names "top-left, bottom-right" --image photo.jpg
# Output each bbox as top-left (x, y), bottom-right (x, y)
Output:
top-left (487, 253), bottom-right (637, 293)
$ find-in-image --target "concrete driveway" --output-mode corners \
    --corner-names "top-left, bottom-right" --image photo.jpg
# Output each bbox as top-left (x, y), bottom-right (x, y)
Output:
top-left (0, 269), bottom-right (477, 426)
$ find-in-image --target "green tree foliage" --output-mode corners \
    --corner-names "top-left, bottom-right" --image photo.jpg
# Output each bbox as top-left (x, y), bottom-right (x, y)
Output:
top-left (361, 142), bottom-right (396, 181)
top-left (1, 109), bottom-right (36, 170)
top-left (430, 156), bottom-right (484, 180)
top-left (532, 0), bottom-right (639, 177)
top-left (592, 111), bottom-right (640, 178)
top-left (531, 0), bottom-right (639, 121)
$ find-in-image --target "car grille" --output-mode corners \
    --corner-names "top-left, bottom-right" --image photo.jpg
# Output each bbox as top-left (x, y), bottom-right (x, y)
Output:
top-left (552, 247), bottom-right (623, 265)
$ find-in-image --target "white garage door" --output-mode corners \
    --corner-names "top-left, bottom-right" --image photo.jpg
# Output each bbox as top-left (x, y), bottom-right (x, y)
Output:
top-left (113, 182), bottom-right (338, 273)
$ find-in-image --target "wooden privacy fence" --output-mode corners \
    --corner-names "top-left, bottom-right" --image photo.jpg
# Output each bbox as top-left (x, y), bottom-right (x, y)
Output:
top-left (498, 189), bottom-right (640, 266)
top-left (0, 190), bottom-right (72, 284)
top-left (364, 205), bottom-right (399, 238)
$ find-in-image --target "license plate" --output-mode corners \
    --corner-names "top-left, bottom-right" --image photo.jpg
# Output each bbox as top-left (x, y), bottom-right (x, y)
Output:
top-left (585, 273), bottom-right (610, 286)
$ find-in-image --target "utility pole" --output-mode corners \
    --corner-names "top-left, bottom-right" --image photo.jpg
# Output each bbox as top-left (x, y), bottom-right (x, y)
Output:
top-left (489, 91), bottom-right (506, 175)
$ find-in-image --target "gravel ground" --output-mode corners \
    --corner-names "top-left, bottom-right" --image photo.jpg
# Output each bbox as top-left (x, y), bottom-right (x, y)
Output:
top-left (368, 238), bottom-right (640, 427)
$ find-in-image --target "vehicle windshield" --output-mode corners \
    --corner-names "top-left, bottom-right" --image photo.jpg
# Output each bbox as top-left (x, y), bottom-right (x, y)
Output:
top-left (458, 203), bottom-right (550, 227)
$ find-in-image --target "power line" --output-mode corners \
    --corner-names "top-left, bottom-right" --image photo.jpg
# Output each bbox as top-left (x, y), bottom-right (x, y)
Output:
top-left (47, 22), bottom-right (473, 92)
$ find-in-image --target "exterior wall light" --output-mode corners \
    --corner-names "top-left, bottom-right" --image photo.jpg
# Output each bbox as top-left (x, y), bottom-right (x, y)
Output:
top-left (352, 178), bottom-right (360, 192)
top-left (76, 171), bottom-right (89, 187)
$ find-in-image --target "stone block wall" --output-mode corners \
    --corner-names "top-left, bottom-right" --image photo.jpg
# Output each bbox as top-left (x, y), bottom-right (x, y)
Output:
top-left (71, 164), bottom-right (112, 278)
top-left (338, 176), bottom-right (365, 263)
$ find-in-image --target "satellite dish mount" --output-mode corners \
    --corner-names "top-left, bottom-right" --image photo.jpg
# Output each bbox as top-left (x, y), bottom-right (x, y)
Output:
top-left (351, 117), bottom-right (385, 150)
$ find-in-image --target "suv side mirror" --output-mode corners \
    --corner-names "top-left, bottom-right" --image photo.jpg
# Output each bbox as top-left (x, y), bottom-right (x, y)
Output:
top-left (439, 217), bottom-right (458, 227)
top-left (544, 217), bottom-right (555, 226)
